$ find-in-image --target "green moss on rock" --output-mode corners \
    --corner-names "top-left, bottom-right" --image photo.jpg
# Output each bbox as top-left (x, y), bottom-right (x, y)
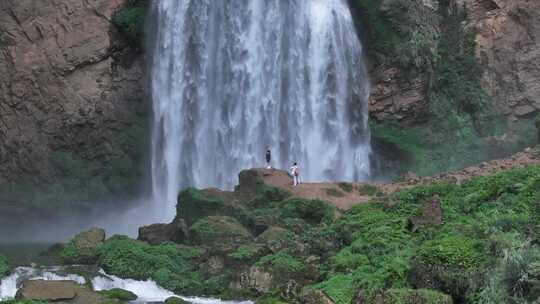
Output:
top-left (165, 297), bottom-right (189, 304)
top-left (98, 288), bottom-right (137, 301)
top-left (60, 228), bottom-right (105, 264)
top-left (97, 237), bottom-right (202, 295)
top-left (190, 216), bottom-right (251, 253)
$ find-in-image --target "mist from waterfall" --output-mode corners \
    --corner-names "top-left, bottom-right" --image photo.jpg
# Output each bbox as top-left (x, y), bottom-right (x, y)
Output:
top-left (150, 0), bottom-right (371, 211)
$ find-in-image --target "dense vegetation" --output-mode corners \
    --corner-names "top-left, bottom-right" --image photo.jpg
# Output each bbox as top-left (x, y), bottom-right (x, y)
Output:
top-left (113, 0), bottom-right (149, 47)
top-left (46, 161), bottom-right (540, 303)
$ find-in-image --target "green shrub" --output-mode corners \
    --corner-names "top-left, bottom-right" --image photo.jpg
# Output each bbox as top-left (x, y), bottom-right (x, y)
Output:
top-left (416, 236), bottom-right (484, 269)
top-left (113, 0), bottom-right (148, 45)
top-left (256, 251), bottom-right (305, 273)
top-left (314, 274), bottom-right (354, 304)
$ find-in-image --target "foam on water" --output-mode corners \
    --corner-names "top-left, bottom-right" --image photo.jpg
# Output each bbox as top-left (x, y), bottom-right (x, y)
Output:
top-left (0, 267), bottom-right (252, 304)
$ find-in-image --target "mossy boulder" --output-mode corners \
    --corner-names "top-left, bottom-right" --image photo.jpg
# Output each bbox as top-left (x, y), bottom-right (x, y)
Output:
top-left (256, 227), bottom-right (304, 254)
top-left (190, 216), bottom-right (252, 253)
top-left (98, 288), bottom-right (137, 301)
top-left (60, 228), bottom-right (105, 264)
top-left (97, 237), bottom-right (203, 294)
top-left (177, 188), bottom-right (253, 228)
top-left (0, 254), bottom-right (9, 277)
top-left (165, 297), bottom-right (189, 304)
top-left (409, 236), bottom-right (484, 301)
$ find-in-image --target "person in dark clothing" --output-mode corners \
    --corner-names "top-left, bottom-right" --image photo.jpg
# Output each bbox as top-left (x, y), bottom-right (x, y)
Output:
top-left (266, 147), bottom-right (272, 169)
top-left (536, 114), bottom-right (540, 144)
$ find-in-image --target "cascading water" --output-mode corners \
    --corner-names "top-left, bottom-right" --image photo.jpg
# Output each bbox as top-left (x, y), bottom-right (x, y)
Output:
top-left (150, 0), bottom-right (371, 208)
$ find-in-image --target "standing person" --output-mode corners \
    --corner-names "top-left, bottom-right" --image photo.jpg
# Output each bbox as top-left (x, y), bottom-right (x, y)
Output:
top-left (290, 162), bottom-right (299, 186)
top-left (266, 147), bottom-right (272, 169)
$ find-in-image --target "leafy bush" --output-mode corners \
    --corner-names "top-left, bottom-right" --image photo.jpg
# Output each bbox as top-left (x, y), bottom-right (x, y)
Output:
top-left (256, 251), bottom-right (306, 273)
top-left (314, 274), bottom-right (355, 304)
top-left (113, 0), bottom-right (148, 45)
top-left (416, 236), bottom-right (484, 269)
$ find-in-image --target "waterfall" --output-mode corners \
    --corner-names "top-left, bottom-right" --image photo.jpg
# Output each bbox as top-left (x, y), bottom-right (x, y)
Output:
top-left (150, 0), bottom-right (371, 207)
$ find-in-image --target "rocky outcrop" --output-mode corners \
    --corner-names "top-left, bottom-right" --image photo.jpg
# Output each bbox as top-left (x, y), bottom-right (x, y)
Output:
top-left (369, 67), bottom-right (430, 125)
top-left (366, 0), bottom-right (540, 123)
top-left (0, 0), bottom-right (146, 183)
top-left (459, 0), bottom-right (540, 118)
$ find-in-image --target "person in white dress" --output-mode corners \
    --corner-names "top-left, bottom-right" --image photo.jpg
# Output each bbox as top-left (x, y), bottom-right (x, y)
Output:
top-left (290, 162), bottom-right (299, 186)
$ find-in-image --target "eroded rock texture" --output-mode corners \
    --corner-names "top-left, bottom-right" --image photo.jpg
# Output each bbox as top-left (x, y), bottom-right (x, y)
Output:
top-left (464, 0), bottom-right (540, 117)
top-left (0, 0), bottom-right (145, 183)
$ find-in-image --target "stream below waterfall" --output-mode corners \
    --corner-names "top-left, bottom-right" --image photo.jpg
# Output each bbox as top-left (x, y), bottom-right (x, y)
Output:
top-left (0, 266), bottom-right (252, 304)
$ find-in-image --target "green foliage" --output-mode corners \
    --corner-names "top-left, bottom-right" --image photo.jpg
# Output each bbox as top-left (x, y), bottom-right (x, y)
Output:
top-left (416, 236), bottom-right (484, 269)
top-left (113, 0), bottom-right (148, 46)
top-left (280, 198), bottom-right (335, 224)
top-left (314, 274), bottom-right (355, 304)
top-left (98, 238), bottom-right (203, 294)
top-left (98, 288), bottom-right (138, 301)
top-left (256, 251), bottom-right (306, 273)
top-left (350, 0), bottom-right (438, 71)
top-left (0, 254), bottom-right (9, 277)
top-left (479, 242), bottom-right (540, 303)
top-left (326, 188), bottom-right (345, 197)
top-left (228, 244), bottom-right (265, 261)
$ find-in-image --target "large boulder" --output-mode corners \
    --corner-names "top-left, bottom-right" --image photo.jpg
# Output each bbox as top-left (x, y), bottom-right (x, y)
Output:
top-left (16, 280), bottom-right (77, 301)
top-left (176, 188), bottom-right (250, 227)
top-left (189, 216), bottom-right (252, 253)
top-left (61, 228), bottom-right (105, 264)
top-left (138, 217), bottom-right (188, 245)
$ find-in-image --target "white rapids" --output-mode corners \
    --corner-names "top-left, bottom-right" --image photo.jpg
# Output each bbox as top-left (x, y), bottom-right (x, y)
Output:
top-left (149, 0), bottom-right (371, 213)
top-left (0, 267), bottom-right (252, 304)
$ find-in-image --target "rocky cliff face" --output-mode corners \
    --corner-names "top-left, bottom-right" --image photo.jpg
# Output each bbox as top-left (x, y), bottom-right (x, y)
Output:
top-left (463, 0), bottom-right (540, 118)
top-left (0, 0), bottom-right (146, 184)
top-left (367, 0), bottom-right (540, 123)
